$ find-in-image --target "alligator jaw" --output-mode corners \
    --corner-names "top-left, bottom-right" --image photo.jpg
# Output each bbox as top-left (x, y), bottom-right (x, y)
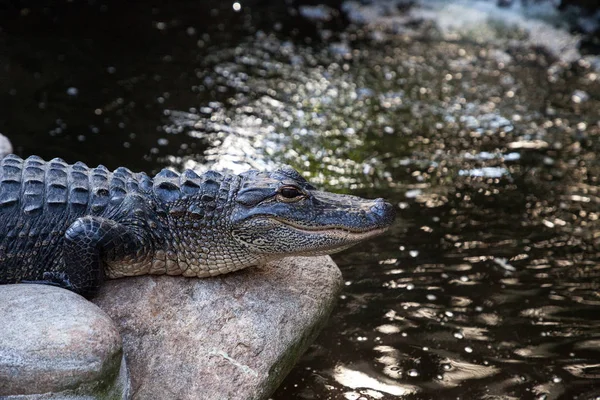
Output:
top-left (246, 216), bottom-right (392, 256)
top-left (272, 217), bottom-right (391, 238)
top-left (276, 221), bottom-right (390, 255)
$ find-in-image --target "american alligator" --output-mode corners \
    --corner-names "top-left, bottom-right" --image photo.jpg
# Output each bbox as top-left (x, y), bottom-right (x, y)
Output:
top-left (0, 154), bottom-right (395, 297)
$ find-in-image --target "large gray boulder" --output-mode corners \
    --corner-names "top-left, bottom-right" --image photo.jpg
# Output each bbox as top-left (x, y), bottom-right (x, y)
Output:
top-left (0, 285), bottom-right (130, 399)
top-left (93, 255), bottom-right (342, 400)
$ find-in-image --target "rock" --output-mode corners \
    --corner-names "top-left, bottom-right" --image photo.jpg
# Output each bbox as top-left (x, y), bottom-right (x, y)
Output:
top-left (93, 256), bottom-right (342, 400)
top-left (0, 256), bottom-right (341, 399)
top-left (0, 285), bottom-right (130, 399)
top-left (0, 133), bottom-right (12, 158)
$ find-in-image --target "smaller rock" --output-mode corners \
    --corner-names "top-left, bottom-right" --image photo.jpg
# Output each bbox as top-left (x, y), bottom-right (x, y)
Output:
top-left (0, 133), bottom-right (12, 158)
top-left (0, 284), bottom-right (130, 399)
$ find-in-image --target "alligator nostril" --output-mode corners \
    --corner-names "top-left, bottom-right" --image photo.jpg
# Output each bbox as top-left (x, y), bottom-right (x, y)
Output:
top-left (370, 198), bottom-right (396, 225)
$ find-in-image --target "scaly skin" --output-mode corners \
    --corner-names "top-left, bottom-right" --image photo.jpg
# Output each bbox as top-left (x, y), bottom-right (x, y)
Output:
top-left (0, 154), bottom-right (395, 297)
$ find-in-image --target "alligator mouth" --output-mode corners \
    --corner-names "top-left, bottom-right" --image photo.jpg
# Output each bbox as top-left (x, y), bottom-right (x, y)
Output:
top-left (272, 217), bottom-right (390, 240)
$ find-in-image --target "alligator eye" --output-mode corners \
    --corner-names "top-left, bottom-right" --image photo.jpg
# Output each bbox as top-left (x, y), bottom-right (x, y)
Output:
top-left (278, 186), bottom-right (305, 202)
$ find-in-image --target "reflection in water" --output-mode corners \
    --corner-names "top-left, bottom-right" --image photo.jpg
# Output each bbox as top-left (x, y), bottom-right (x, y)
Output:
top-left (332, 364), bottom-right (418, 397)
top-left (436, 359), bottom-right (500, 388)
top-left (2, 0), bottom-right (600, 399)
top-left (162, 30), bottom-right (393, 188)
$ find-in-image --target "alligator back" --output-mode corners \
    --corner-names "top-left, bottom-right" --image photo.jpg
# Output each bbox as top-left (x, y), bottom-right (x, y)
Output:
top-left (0, 155), bottom-right (148, 283)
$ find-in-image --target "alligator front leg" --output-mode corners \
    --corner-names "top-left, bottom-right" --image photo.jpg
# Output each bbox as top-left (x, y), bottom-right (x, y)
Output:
top-left (41, 216), bottom-right (140, 297)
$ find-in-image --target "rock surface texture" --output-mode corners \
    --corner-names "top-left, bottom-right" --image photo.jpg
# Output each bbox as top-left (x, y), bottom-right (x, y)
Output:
top-left (93, 255), bottom-right (342, 400)
top-left (0, 285), bottom-right (130, 399)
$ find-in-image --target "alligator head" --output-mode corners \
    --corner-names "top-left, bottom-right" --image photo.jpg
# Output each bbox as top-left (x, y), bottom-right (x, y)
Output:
top-left (229, 166), bottom-right (396, 258)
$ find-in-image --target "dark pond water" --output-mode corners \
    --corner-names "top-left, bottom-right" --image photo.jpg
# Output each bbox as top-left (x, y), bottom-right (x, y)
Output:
top-left (2, 1), bottom-right (600, 398)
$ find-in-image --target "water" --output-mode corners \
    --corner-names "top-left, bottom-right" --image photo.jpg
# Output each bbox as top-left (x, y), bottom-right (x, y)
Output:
top-left (2, 1), bottom-right (600, 398)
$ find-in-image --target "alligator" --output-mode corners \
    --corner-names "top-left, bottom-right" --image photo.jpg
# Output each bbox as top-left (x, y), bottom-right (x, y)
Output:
top-left (0, 154), bottom-right (395, 297)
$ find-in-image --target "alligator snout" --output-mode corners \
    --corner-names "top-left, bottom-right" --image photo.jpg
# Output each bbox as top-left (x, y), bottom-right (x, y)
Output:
top-left (369, 198), bottom-right (396, 227)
